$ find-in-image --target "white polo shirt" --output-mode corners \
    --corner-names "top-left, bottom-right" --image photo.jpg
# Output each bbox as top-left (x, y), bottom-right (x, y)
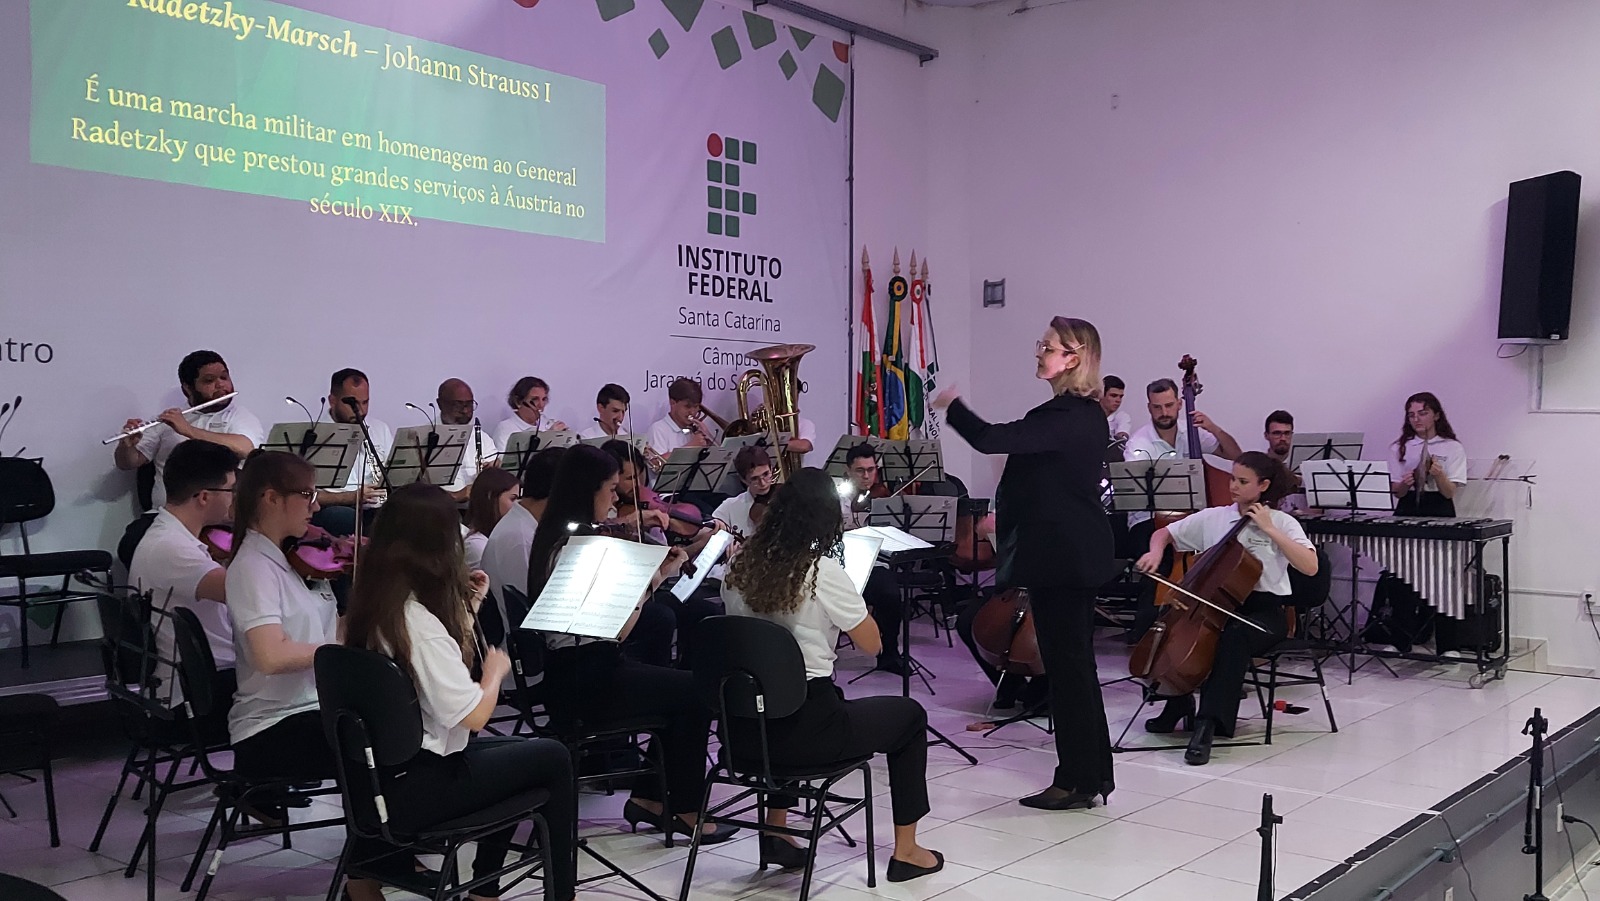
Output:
top-left (712, 491), bottom-right (762, 540)
top-left (443, 428), bottom-right (499, 492)
top-left (578, 422), bottom-right (630, 441)
top-left (225, 531), bottom-right (338, 744)
top-left (128, 509), bottom-right (232, 705)
top-left (492, 414), bottom-right (559, 450)
top-left (790, 417), bottom-right (819, 469)
top-left (1389, 436), bottom-right (1467, 492)
top-left (1163, 505), bottom-right (1314, 597)
top-left (388, 598), bottom-right (481, 757)
top-left (649, 416), bottom-right (714, 457)
top-left (722, 555), bottom-right (870, 679)
top-left (1124, 422), bottom-right (1219, 527)
top-left (481, 502), bottom-right (539, 606)
top-left (1107, 409), bottom-right (1134, 438)
top-left (340, 419), bottom-right (394, 491)
top-left (134, 403), bottom-right (265, 510)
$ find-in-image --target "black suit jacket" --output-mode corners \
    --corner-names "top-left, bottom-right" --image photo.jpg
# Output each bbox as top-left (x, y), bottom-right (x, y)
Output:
top-left (946, 394), bottom-right (1116, 590)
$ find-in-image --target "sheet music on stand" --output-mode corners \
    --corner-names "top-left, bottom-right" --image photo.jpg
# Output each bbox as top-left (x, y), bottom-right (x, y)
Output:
top-left (385, 424), bottom-right (471, 488)
top-left (669, 530), bottom-right (735, 601)
top-left (1302, 460), bottom-right (1395, 512)
top-left (655, 446), bottom-right (734, 495)
top-left (502, 429), bottom-right (578, 476)
top-left (840, 532), bottom-right (884, 593)
top-left (1107, 459), bottom-right (1205, 514)
top-left (879, 439), bottom-right (944, 483)
top-left (262, 422), bottom-right (363, 489)
top-left (521, 535), bottom-right (669, 639)
top-left (1289, 432), bottom-right (1365, 468)
top-left (868, 495), bottom-right (956, 544)
top-left (824, 435), bottom-right (887, 478)
top-left (849, 525), bottom-right (933, 554)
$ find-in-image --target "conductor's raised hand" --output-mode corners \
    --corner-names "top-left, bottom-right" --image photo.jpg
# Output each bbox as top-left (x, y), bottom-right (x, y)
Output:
top-left (931, 387), bottom-right (960, 411)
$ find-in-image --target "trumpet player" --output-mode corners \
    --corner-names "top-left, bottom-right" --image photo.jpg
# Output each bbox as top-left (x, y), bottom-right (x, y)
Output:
top-left (579, 382), bottom-right (633, 440)
top-left (647, 377), bottom-right (719, 455)
top-left (114, 350), bottom-right (264, 511)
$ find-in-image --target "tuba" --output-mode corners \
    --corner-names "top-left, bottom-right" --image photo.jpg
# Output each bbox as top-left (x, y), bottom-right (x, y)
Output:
top-left (733, 343), bottom-right (814, 481)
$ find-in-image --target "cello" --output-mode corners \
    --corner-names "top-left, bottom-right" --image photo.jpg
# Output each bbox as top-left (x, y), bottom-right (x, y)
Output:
top-left (1177, 355), bottom-right (1234, 508)
top-left (1126, 515), bottom-right (1264, 695)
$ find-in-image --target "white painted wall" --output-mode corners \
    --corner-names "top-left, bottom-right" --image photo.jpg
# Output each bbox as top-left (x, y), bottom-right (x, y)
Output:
top-left (945, 0), bottom-right (1600, 669)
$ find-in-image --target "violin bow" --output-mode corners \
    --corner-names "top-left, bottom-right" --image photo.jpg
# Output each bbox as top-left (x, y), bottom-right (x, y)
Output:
top-left (1140, 571), bottom-right (1271, 633)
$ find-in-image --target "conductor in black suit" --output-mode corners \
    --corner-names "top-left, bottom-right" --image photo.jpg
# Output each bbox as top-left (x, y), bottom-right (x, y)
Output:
top-left (935, 316), bottom-right (1118, 811)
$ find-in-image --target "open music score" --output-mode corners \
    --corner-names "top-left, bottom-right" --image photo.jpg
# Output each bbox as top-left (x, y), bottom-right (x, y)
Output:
top-left (262, 422), bottom-right (364, 489)
top-left (840, 531), bottom-right (884, 593)
top-left (521, 535), bottom-right (669, 639)
top-left (1107, 459), bottom-right (1205, 515)
top-left (655, 446), bottom-right (734, 494)
top-left (669, 529), bottom-right (735, 601)
top-left (849, 524), bottom-right (932, 555)
top-left (579, 434), bottom-right (649, 452)
top-left (502, 428), bottom-right (578, 463)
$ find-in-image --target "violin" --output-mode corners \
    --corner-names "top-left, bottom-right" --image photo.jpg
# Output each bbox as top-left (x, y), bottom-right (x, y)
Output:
top-left (1177, 355), bottom-right (1234, 507)
top-left (1127, 514), bottom-right (1263, 696)
top-left (200, 524), bottom-right (359, 583)
top-left (616, 485), bottom-right (707, 545)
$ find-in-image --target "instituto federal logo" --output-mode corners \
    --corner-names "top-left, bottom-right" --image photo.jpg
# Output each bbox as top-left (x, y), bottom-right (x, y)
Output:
top-left (705, 132), bottom-right (757, 238)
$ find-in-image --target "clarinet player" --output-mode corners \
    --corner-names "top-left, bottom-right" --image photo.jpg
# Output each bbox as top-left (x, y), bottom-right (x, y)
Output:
top-left (933, 316), bottom-right (1119, 810)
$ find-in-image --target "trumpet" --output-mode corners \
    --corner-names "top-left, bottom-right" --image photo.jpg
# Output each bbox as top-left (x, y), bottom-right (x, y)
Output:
top-left (102, 392), bottom-right (238, 445)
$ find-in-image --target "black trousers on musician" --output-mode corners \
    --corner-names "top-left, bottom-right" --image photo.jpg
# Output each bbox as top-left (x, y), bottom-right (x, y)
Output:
top-left (384, 736), bottom-right (577, 900)
top-left (1028, 585), bottom-right (1114, 794)
top-left (865, 569), bottom-right (904, 659)
top-left (742, 678), bottom-right (931, 826)
top-left (1194, 591), bottom-right (1289, 737)
top-left (543, 642), bottom-right (712, 816)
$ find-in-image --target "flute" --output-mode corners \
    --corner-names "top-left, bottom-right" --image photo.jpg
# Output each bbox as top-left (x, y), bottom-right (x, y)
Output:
top-left (102, 392), bottom-right (238, 445)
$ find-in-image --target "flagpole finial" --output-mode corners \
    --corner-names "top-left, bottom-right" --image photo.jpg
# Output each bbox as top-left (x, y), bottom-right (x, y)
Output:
top-left (892, 248), bottom-right (901, 274)
top-left (908, 250), bottom-right (918, 275)
top-left (921, 257), bottom-right (930, 283)
top-left (861, 245), bottom-right (870, 269)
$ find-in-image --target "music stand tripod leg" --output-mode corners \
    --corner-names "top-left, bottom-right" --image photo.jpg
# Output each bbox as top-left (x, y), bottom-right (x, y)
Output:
top-left (900, 598), bottom-right (977, 765)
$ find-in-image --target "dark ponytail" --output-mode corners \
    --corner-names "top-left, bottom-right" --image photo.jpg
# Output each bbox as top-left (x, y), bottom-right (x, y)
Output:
top-left (1233, 451), bottom-right (1291, 505)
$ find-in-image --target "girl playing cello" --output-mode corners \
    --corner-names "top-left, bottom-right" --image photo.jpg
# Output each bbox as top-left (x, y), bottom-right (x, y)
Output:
top-left (1135, 452), bottom-right (1318, 765)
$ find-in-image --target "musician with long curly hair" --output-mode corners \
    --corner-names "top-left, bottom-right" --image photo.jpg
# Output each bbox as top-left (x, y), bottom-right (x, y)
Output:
top-left (723, 468), bottom-right (942, 883)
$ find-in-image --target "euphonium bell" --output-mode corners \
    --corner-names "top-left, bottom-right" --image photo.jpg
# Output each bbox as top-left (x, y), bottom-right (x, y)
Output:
top-left (732, 343), bottom-right (814, 481)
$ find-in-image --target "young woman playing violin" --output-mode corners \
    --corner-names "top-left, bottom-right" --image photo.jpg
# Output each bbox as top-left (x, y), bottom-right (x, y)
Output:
top-left (1135, 451), bottom-right (1318, 765)
top-left (524, 445), bottom-right (738, 844)
top-left (934, 316), bottom-right (1119, 811)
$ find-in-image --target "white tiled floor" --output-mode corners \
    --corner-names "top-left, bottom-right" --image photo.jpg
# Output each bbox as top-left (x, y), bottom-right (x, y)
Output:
top-left (2, 626), bottom-right (1590, 901)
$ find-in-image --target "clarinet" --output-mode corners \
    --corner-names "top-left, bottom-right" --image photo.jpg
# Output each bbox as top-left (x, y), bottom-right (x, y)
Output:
top-left (473, 418), bottom-right (485, 473)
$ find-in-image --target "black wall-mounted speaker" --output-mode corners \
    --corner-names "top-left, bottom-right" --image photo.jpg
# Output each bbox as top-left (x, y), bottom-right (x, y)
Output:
top-left (1498, 170), bottom-right (1580, 343)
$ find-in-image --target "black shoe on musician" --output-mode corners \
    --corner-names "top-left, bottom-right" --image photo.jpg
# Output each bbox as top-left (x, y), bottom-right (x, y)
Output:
top-left (993, 677), bottom-right (1023, 711)
top-left (1185, 718), bottom-right (1217, 766)
top-left (1144, 695), bottom-right (1194, 734)
top-left (877, 654), bottom-right (911, 677)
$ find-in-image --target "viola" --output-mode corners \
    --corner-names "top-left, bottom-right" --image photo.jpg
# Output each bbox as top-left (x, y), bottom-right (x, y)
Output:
top-left (970, 588), bottom-right (1045, 678)
top-left (1177, 355), bottom-right (1234, 507)
top-left (617, 485), bottom-right (707, 545)
top-left (200, 524), bottom-right (357, 583)
top-left (1127, 514), bottom-right (1263, 696)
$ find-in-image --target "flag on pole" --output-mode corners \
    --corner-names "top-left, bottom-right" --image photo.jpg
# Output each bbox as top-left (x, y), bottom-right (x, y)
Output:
top-left (881, 249), bottom-right (910, 440)
top-left (905, 251), bottom-right (926, 435)
top-left (920, 256), bottom-right (942, 439)
top-left (854, 247), bottom-right (880, 436)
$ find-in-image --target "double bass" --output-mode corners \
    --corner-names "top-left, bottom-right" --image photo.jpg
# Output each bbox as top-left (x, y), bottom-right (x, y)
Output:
top-left (1177, 355), bottom-right (1234, 507)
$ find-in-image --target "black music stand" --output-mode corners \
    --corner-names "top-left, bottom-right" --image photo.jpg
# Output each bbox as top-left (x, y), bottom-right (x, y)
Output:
top-left (386, 424), bottom-right (470, 488)
top-left (263, 422), bottom-right (363, 490)
top-left (879, 440), bottom-right (944, 484)
top-left (501, 429), bottom-right (577, 478)
top-left (654, 447), bottom-right (733, 496)
top-left (578, 434), bottom-right (648, 452)
top-left (824, 435), bottom-right (887, 479)
top-left (1288, 432), bottom-right (1364, 468)
top-left (1302, 461), bottom-right (1399, 680)
top-left (1107, 459), bottom-right (1205, 518)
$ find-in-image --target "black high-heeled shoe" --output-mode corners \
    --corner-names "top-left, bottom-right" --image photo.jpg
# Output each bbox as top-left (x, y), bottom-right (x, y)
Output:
top-left (885, 850), bottom-right (944, 883)
top-left (1017, 785), bottom-right (1107, 810)
top-left (1185, 717), bottom-right (1216, 766)
top-left (759, 835), bottom-right (811, 870)
top-left (1144, 695), bottom-right (1194, 734)
top-left (621, 799), bottom-right (740, 844)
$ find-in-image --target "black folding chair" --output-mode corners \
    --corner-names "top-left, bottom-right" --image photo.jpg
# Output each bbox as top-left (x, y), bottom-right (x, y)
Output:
top-left (0, 457), bottom-right (114, 668)
top-left (0, 693), bottom-right (59, 847)
top-left (682, 615), bottom-right (875, 901)
top-left (167, 607), bottom-right (343, 901)
top-left (1246, 547), bottom-right (1339, 744)
top-left (315, 644), bottom-right (556, 901)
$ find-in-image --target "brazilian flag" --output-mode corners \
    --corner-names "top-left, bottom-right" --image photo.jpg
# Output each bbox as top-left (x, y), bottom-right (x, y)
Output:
top-left (881, 274), bottom-right (909, 439)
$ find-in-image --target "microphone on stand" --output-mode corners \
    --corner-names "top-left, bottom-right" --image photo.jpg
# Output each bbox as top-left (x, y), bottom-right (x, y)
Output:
top-left (340, 396), bottom-right (364, 422)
